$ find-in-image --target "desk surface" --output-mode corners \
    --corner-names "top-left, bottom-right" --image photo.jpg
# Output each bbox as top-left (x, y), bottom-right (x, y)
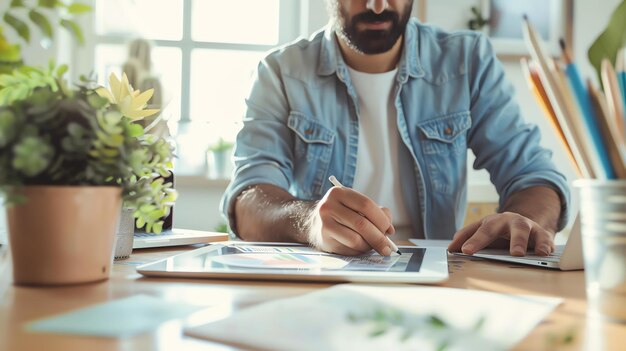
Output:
top-left (0, 243), bottom-right (623, 351)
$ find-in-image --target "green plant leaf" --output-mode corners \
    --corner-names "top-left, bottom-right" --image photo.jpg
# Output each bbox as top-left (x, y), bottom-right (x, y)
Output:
top-left (3, 13), bottom-right (31, 42)
top-left (0, 38), bottom-right (21, 63)
top-left (10, 0), bottom-right (26, 8)
top-left (67, 3), bottom-right (92, 14)
top-left (55, 64), bottom-right (68, 78)
top-left (28, 10), bottom-right (54, 39)
top-left (37, 0), bottom-right (57, 8)
top-left (588, 0), bottom-right (626, 85)
top-left (59, 19), bottom-right (84, 45)
top-left (0, 109), bottom-right (18, 147)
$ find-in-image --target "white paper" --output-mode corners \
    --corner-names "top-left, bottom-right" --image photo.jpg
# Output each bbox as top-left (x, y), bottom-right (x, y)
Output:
top-left (28, 295), bottom-right (203, 337)
top-left (409, 239), bottom-right (452, 248)
top-left (185, 284), bottom-right (561, 351)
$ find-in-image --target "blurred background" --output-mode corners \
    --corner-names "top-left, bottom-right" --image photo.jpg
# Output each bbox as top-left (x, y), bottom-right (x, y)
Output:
top-left (0, 0), bottom-right (618, 233)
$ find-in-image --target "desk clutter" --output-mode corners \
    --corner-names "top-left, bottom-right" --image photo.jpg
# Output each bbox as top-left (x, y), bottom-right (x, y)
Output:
top-left (22, 285), bottom-right (560, 351)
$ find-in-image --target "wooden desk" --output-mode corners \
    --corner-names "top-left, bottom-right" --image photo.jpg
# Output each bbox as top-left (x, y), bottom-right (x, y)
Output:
top-left (0, 243), bottom-right (624, 351)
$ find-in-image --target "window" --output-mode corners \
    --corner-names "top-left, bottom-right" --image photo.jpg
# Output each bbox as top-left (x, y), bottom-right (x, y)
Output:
top-left (93, 0), bottom-right (303, 172)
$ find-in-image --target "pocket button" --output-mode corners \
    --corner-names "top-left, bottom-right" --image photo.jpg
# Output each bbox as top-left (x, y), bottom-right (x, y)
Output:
top-left (444, 127), bottom-right (453, 135)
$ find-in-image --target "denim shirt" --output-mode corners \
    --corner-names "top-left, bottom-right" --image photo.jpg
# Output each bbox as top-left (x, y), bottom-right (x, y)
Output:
top-left (221, 18), bottom-right (570, 239)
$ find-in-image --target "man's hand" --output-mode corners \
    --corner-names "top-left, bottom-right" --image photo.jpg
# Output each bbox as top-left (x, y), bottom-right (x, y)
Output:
top-left (447, 212), bottom-right (556, 256)
top-left (309, 186), bottom-right (395, 256)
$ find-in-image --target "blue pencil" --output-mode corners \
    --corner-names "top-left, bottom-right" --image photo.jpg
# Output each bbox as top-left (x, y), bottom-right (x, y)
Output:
top-left (616, 48), bottom-right (626, 116)
top-left (560, 39), bottom-right (615, 179)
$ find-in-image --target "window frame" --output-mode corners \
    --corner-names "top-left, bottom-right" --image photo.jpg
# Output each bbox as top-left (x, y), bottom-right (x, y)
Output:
top-left (89, 0), bottom-right (304, 123)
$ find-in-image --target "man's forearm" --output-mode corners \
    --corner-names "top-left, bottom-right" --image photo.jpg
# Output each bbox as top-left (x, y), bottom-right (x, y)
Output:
top-left (233, 184), bottom-right (317, 243)
top-left (500, 186), bottom-right (562, 233)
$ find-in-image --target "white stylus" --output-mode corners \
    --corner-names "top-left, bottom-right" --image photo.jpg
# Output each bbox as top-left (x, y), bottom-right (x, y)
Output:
top-left (328, 175), bottom-right (401, 256)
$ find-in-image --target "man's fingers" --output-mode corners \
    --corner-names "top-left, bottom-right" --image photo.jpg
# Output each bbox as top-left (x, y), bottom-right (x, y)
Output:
top-left (379, 207), bottom-right (395, 234)
top-left (323, 237), bottom-right (364, 256)
top-left (336, 187), bottom-right (392, 235)
top-left (327, 220), bottom-right (372, 253)
top-left (532, 226), bottom-right (555, 256)
top-left (448, 220), bottom-right (482, 252)
top-left (460, 219), bottom-right (507, 254)
top-left (323, 199), bottom-right (391, 256)
top-left (508, 218), bottom-right (532, 256)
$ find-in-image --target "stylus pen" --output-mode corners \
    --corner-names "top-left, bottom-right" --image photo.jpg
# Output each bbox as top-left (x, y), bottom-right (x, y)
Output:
top-left (328, 175), bottom-right (401, 256)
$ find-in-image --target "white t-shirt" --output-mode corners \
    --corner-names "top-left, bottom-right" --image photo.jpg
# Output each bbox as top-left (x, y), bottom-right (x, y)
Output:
top-left (348, 67), bottom-right (410, 231)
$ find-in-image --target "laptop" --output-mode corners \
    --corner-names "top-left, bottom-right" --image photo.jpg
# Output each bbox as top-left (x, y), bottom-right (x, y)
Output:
top-left (133, 228), bottom-right (228, 249)
top-left (454, 216), bottom-right (583, 271)
top-left (136, 242), bottom-right (450, 283)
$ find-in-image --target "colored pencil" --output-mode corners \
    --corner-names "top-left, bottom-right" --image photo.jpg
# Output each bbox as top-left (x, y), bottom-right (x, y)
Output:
top-left (587, 80), bottom-right (626, 177)
top-left (601, 59), bottom-right (626, 142)
top-left (616, 48), bottom-right (626, 117)
top-left (522, 17), bottom-right (594, 178)
top-left (560, 39), bottom-right (615, 179)
top-left (521, 58), bottom-right (581, 176)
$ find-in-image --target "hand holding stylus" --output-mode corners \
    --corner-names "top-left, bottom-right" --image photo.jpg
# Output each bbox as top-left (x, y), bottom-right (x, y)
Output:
top-left (308, 175), bottom-right (400, 257)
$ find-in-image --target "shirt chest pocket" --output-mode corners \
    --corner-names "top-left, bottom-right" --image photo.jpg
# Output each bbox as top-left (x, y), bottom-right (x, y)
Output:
top-left (288, 111), bottom-right (335, 198)
top-left (417, 111), bottom-right (471, 194)
top-left (418, 111), bottom-right (471, 155)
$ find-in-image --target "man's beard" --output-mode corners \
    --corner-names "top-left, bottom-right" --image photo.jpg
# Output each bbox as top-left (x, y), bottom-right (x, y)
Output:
top-left (335, 3), bottom-right (412, 54)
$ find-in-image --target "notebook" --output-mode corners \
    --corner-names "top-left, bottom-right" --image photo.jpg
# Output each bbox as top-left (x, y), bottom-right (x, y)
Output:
top-left (133, 228), bottom-right (228, 249)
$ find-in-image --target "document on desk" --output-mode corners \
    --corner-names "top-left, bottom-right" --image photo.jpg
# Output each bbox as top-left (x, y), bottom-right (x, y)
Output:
top-left (27, 295), bottom-right (203, 337)
top-left (185, 284), bottom-right (561, 351)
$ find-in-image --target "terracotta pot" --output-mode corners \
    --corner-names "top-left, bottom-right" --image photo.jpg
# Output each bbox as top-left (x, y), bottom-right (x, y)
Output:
top-left (7, 186), bottom-right (122, 286)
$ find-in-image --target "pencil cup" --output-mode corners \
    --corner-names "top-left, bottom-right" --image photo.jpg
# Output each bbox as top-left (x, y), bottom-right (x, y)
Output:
top-left (114, 208), bottom-right (135, 260)
top-left (574, 180), bottom-right (626, 322)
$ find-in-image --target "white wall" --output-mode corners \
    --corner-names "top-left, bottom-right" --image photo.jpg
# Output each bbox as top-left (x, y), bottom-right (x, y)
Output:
top-left (3, 0), bottom-right (622, 232)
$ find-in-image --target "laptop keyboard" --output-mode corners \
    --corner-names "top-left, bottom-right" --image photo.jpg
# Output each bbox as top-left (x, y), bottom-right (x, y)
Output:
top-left (509, 245), bottom-right (565, 263)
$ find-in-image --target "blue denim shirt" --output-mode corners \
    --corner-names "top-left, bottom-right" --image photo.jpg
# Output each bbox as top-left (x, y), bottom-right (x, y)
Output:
top-left (221, 18), bottom-right (570, 239)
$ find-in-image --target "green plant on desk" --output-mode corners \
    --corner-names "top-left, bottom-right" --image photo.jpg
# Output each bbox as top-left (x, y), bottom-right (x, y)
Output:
top-left (0, 66), bottom-right (177, 285)
top-left (0, 66), bottom-right (177, 233)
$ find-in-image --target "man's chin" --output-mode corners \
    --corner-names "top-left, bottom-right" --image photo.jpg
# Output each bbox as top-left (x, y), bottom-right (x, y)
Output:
top-left (353, 38), bottom-right (397, 54)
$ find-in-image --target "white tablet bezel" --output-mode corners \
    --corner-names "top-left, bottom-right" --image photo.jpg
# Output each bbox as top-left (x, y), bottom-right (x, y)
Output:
top-left (136, 242), bottom-right (449, 284)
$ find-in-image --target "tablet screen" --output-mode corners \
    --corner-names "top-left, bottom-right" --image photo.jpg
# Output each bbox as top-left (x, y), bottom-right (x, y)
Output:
top-left (167, 244), bottom-right (426, 273)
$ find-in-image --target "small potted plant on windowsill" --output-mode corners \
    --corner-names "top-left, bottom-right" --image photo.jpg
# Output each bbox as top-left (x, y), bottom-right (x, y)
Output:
top-left (0, 65), bottom-right (176, 286)
top-left (206, 137), bottom-right (234, 179)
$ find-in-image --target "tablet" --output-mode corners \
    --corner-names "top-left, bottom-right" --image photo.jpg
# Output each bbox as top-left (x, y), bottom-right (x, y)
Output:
top-left (136, 242), bottom-right (449, 283)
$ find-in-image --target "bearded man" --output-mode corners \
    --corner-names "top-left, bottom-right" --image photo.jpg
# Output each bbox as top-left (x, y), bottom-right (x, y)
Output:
top-left (221, 0), bottom-right (569, 258)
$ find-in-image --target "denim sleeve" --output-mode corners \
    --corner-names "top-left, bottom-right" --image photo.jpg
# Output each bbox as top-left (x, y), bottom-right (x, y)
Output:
top-left (219, 57), bottom-right (295, 236)
top-left (467, 34), bottom-right (571, 231)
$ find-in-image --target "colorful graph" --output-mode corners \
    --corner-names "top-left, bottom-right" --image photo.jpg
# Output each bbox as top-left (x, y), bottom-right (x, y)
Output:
top-left (212, 253), bottom-right (349, 270)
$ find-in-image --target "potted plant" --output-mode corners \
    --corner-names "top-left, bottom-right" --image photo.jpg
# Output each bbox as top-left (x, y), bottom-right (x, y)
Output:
top-left (206, 137), bottom-right (234, 179)
top-left (0, 65), bottom-right (176, 285)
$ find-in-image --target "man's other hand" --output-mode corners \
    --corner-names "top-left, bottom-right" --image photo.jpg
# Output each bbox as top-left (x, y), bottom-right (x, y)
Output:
top-left (309, 186), bottom-right (395, 256)
top-left (447, 212), bottom-right (555, 256)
